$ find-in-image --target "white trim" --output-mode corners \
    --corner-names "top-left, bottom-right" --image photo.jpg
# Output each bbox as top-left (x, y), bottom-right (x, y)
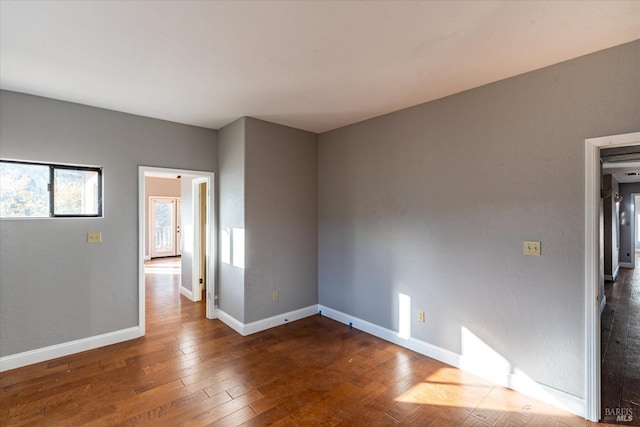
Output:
top-left (138, 168), bottom-right (147, 336)
top-left (215, 309), bottom-right (245, 335)
top-left (0, 327), bottom-right (141, 372)
top-left (600, 295), bottom-right (607, 314)
top-left (630, 192), bottom-right (640, 269)
top-left (604, 263), bottom-right (619, 281)
top-left (619, 262), bottom-right (633, 268)
top-left (207, 174), bottom-right (217, 320)
top-left (318, 305), bottom-right (460, 368)
top-left (243, 306), bottom-right (318, 335)
top-left (318, 304), bottom-right (585, 418)
top-left (216, 305), bottom-right (318, 336)
top-left (584, 132), bottom-right (640, 422)
top-left (180, 286), bottom-right (195, 301)
top-left (191, 178), bottom-right (208, 303)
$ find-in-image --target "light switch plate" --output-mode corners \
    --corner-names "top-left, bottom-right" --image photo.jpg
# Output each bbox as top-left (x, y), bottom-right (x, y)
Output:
top-left (523, 241), bottom-right (541, 256)
top-left (88, 232), bottom-right (102, 243)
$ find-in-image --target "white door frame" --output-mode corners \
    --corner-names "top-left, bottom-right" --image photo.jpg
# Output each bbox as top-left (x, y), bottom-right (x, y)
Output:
top-left (138, 166), bottom-right (217, 336)
top-left (627, 192), bottom-right (640, 269)
top-left (191, 177), bottom-right (208, 304)
top-left (585, 131), bottom-right (640, 422)
top-left (176, 199), bottom-right (182, 256)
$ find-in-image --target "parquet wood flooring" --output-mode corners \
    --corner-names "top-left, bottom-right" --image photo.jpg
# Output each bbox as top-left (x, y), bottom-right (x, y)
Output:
top-left (0, 258), bottom-right (611, 426)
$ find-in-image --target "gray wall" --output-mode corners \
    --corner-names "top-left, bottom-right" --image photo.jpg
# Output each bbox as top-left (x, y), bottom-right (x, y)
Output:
top-left (245, 118), bottom-right (318, 323)
top-left (217, 117), bottom-right (318, 324)
top-left (217, 118), bottom-right (246, 321)
top-left (619, 182), bottom-right (640, 264)
top-left (318, 40), bottom-right (640, 398)
top-left (0, 91), bottom-right (217, 357)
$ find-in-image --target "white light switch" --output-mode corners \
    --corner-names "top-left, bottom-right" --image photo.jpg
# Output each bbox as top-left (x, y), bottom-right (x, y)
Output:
top-left (523, 241), bottom-right (541, 256)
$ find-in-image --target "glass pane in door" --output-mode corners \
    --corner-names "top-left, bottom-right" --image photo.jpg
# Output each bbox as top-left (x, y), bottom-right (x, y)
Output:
top-left (154, 201), bottom-right (175, 254)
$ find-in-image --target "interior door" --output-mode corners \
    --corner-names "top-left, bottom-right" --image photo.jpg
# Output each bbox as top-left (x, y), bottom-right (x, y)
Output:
top-left (150, 197), bottom-right (177, 258)
top-left (176, 199), bottom-right (181, 256)
top-left (199, 182), bottom-right (207, 298)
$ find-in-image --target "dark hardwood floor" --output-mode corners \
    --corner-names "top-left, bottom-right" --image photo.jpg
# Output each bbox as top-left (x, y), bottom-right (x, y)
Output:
top-left (1, 258), bottom-right (609, 426)
top-left (602, 258), bottom-right (640, 425)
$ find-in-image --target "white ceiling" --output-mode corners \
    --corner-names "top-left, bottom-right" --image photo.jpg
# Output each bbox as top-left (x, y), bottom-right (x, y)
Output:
top-left (1, 1), bottom-right (639, 133)
top-left (603, 162), bottom-right (640, 184)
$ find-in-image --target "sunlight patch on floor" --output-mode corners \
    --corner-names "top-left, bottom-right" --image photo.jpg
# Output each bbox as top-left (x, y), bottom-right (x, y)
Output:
top-left (145, 258), bottom-right (181, 275)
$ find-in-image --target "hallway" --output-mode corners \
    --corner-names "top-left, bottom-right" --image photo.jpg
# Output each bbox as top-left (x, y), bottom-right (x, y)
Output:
top-left (144, 256), bottom-right (206, 334)
top-left (602, 260), bottom-right (640, 425)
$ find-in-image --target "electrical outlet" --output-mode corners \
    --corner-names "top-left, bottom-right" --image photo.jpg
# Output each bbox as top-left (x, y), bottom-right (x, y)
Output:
top-left (417, 311), bottom-right (425, 322)
top-left (87, 232), bottom-right (102, 243)
top-left (523, 241), bottom-right (541, 256)
top-left (273, 291), bottom-right (279, 301)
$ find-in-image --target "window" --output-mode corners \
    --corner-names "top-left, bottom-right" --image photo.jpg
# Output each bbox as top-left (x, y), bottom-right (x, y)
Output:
top-left (0, 160), bottom-right (102, 218)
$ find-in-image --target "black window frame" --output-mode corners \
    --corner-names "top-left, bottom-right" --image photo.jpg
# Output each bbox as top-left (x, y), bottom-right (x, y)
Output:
top-left (0, 159), bottom-right (103, 218)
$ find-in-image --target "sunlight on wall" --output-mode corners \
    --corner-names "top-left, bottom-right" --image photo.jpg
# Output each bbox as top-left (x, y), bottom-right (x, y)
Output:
top-left (458, 327), bottom-right (563, 412)
top-left (460, 326), bottom-right (511, 385)
top-left (183, 225), bottom-right (193, 254)
top-left (221, 228), bottom-right (231, 264)
top-left (232, 228), bottom-right (245, 269)
top-left (398, 293), bottom-right (411, 340)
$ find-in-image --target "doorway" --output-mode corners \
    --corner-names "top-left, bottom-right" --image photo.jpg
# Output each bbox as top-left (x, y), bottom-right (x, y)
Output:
top-left (585, 132), bottom-right (640, 422)
top-left (194, 179), bottom-right (208, 302)
top-left (150, 197), bottom-right (181, 258)
top-left (635, 195), bottom-right (640, 264)
top-left (138, 166), bottom-right (216, 336)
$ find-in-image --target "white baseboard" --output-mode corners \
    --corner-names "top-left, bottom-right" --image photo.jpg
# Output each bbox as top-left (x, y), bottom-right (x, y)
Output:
top-left (317, 304), bottom-right (585, 419)
top-left (600, 295), bottom-right (607, 313)
top-left (604, 265), bottom-right (621, 282)
top-left (215, 309), bottom-right (245, 335)
top-left (0, 326), bottom-right (142, 372)
top-left (317, 305), bottom-right (460, 368)
top-left (216, 305), bottom-right (318, 336)
top-left (180, 286), bottom-right (195, 301)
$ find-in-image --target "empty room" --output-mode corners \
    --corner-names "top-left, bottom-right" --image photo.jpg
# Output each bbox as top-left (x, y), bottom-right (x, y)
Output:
top-left (1, 1), bottom-right (639, 426)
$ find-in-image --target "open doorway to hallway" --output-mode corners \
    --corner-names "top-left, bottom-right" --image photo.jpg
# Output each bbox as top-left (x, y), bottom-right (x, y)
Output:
top-left (138, 166), bottom-right (216, 337)
top-left (599, 146), bottom-right (640, 424)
